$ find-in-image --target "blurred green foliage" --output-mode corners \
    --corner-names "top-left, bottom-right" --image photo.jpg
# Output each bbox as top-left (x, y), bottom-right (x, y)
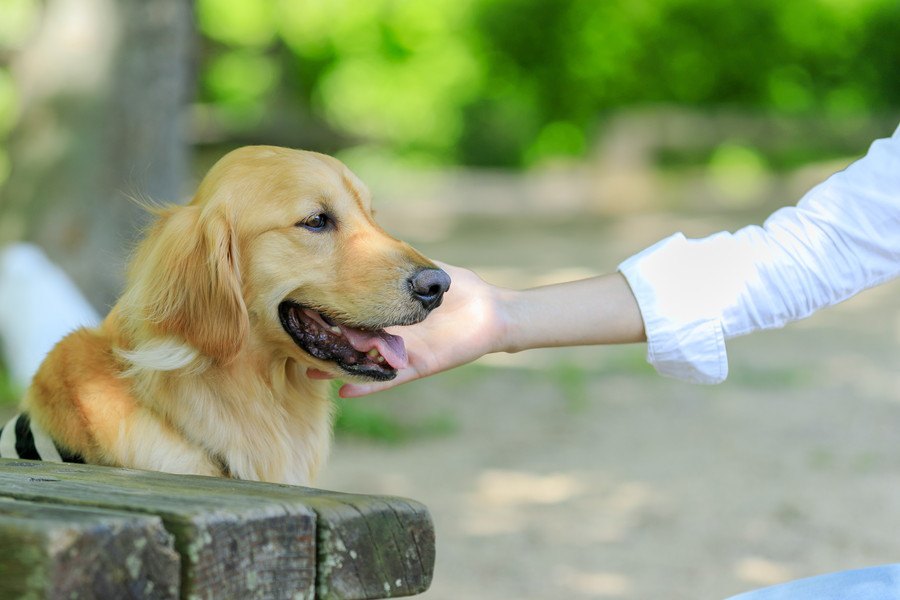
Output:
top-left (1, 0), bottom-right (898, 172)
top-left (0, 0), bottom-right (37, 188)
top-left (549, 360), bottom-right (590, 413)
top-left (334, 397), bottom-right (458, 443)
top-left (331, 382), bottom-right (457, 443)
top-left (0, 363), bottom-right (16, 407)
top-left (0, 69), bottom-right (14, 184)
top-left (196, 0), bottom-right (900, 166)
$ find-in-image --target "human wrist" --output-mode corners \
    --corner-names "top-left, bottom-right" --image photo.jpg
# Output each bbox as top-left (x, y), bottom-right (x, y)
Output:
top-left (492, 286), bottom-right (527, 354)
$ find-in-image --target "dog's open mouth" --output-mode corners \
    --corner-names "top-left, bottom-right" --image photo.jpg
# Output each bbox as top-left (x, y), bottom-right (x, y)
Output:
top-left (278, 301), bottom-right (408, 381)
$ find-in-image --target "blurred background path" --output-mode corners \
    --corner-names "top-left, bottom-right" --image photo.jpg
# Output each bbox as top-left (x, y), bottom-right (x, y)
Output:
top-left (318, 197), bottom-right (900, 599)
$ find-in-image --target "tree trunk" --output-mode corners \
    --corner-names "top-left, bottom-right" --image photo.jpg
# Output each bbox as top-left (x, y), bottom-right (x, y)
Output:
top-left (0, 0), bottom-right (194, 312)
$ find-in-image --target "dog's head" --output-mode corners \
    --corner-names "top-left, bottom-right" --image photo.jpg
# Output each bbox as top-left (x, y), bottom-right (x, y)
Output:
top-left (122, 146), bottom-right (449, 381)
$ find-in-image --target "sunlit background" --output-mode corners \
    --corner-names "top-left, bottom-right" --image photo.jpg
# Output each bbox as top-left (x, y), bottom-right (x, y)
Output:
top-left (1, 1), bottom-right (899, 598)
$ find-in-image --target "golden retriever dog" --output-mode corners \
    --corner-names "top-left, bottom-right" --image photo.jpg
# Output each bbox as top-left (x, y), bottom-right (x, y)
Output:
top-left (3, 146), bottom-right (449, 485)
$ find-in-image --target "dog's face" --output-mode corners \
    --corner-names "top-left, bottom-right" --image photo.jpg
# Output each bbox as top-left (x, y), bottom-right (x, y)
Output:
top-left (129, 146), bottom-right (448, 381)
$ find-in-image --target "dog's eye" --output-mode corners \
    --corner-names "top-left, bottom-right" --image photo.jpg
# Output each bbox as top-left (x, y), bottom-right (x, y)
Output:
top-left (298, 213), bottom-right (330, 231)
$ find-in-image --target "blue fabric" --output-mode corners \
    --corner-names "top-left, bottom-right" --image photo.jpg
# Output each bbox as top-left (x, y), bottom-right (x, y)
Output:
top-left (726, 565), bottom-right (900, 600)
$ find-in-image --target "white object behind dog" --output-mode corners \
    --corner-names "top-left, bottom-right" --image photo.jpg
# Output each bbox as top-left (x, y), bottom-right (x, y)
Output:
top-left (0, 244), bottom-right (100, 390)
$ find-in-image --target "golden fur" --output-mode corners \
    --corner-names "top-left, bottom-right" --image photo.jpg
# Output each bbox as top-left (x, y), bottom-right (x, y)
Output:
top-left (23, 146), bottom-right (439, 485)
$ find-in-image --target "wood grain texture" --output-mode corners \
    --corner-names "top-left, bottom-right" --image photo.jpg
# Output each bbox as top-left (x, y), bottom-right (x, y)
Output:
top-left (0, 496), bottom-right (180, 600)
top-left (163, 477), bottom-right (436, 598)
top-left (303, 495), bottom-right (435, 600)
top-left (0, 459), bottom-right (435, 599)
top-left (0, 460), bottom-right (316, 600)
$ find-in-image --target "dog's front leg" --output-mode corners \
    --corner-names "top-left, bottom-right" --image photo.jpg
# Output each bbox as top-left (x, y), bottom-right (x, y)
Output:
top-left (106, 408), bottom-right (225, 477)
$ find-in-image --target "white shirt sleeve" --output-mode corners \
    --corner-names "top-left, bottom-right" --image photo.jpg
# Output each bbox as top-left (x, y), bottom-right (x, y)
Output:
top-left (618, 123), bottom-right (900, 384)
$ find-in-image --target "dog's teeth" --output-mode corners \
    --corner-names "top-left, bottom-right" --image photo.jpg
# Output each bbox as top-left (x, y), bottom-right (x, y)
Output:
top-left (367, 348), bottom-right (380, 358)
top-left (376, 356), bottom-right (385, 363)
top-left (330, 326), bottom-right (341, 334)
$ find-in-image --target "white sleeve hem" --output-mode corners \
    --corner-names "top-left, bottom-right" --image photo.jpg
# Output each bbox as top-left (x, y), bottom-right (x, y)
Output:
top-left (618, 234), bottom-right (729, 384)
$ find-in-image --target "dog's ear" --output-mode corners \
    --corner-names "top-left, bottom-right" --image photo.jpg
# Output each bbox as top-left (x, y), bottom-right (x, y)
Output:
top-left (127, 205), bottom-right (248, 363)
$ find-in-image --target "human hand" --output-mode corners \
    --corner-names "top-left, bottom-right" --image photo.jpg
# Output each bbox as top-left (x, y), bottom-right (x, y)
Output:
top-left (334, 262), bottom-right (646, 396)
top-left (338, 262), bottom-right (507, 397)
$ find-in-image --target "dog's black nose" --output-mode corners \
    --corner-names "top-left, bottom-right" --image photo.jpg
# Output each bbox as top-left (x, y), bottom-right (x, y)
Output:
top-left (408, 268), bottom-right (451, 311)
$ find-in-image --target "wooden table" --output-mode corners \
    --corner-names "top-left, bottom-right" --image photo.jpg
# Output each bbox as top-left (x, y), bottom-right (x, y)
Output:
top-left (0, 458), bottom-right (434, 599)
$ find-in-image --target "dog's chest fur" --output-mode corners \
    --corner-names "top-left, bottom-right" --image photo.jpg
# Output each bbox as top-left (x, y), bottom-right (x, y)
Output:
top-left (132, 358), bottom-right (333, 485)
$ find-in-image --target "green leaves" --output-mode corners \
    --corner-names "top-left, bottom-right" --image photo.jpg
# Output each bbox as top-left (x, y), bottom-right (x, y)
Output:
top-left (192, 0), bottom-right (900, 167)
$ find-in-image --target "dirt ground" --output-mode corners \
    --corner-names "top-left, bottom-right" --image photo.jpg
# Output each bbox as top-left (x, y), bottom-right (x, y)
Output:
top-left (317, 201), bottom-right (900, 599)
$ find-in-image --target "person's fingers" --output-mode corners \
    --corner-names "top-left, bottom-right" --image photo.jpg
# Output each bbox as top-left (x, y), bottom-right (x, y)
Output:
top-left (339, 369), bottom-right (420, 398)
top-left (307, 368), bottom-right (336, 380)
top-left (338, 382), bottom-right (392, 398)
top-left (339, 381), bottom-right (397, 398)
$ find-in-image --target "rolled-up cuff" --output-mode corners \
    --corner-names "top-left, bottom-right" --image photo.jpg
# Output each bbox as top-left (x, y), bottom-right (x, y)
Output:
top-left (618, 234), bottom-right (729, 384)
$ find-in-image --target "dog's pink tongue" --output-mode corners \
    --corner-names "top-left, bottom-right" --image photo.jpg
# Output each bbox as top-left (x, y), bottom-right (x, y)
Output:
top-left (341, 326), bottom-right (408, 370)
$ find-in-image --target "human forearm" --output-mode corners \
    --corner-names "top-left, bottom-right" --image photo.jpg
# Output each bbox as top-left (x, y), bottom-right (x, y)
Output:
top-left (495, 272), bottom-right (646, 354)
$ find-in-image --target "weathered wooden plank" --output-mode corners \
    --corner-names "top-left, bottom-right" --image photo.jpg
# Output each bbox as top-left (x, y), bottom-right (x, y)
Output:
top-left (0, 496), bottom-right (180, 600)
top-left (0, 459), bottom-right (435, 599)
top-left (0, 460), bottom-right (317, 600)
top-left (302, 495), bottom-right (435, 600)
top-left (170, 479), bottom-right (436, 598)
